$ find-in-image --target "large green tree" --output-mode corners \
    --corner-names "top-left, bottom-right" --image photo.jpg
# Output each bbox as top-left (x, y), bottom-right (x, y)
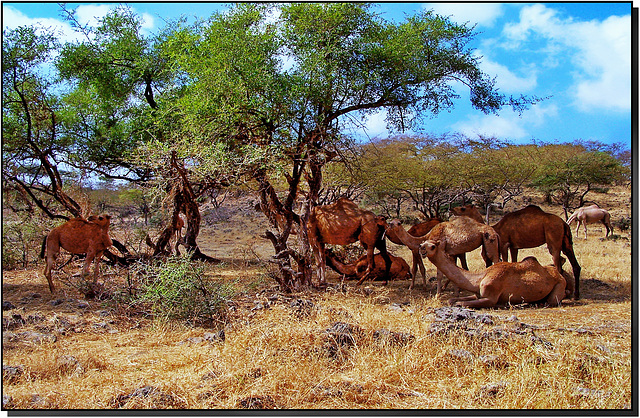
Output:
top-left (158, 3), bottom-right (539, 290)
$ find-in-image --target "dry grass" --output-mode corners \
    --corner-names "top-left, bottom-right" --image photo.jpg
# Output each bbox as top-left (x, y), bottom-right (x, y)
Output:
top-left (2, 191), bottom-right (633, 410)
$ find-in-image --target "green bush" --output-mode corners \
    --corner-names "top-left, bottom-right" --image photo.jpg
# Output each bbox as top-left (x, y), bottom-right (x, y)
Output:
top-left (136, 254), bottom-right (234, 325)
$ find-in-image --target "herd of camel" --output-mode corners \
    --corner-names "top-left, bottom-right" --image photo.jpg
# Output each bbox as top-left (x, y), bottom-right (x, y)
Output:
top-left (39, 199), bottom-right (613, 309)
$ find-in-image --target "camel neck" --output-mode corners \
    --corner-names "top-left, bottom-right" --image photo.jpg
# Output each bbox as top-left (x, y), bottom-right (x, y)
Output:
top-left (427, 250), bottom-right (483, 293)
top-left (388, 225), bottom-right (429, 250)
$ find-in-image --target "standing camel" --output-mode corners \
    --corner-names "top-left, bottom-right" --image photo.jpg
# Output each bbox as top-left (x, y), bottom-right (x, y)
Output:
top-left (385, 217), bottom-right (441, 287)
top-left (40, 215), bottom-right (113, 293)
top-left (307, 198), bottom-right (391, 285)
top-left (491, 205), bottom-right (581, 299)
top-left (567, 204), bottom-right (612, 239)
top-left (419, 239), bottom-right (568, 308)
top-left (386, 217), bottom-right (500, 292)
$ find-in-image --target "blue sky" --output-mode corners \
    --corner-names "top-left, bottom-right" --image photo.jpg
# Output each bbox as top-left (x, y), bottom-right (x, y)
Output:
top-left (3, 2), bottom-right (635, 148)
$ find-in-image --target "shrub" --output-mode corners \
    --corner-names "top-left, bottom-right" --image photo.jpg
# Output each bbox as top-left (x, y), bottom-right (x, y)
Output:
top-left (136, 253), bottom-right (234, 326)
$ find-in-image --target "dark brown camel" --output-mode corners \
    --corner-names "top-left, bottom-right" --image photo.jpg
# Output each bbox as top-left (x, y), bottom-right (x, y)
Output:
top-left (324, 249), bottom-right (411, 283)
top-left (307, 198), bottom-right (391, 285)
top-left (491, 205), bottom-right (580, 298)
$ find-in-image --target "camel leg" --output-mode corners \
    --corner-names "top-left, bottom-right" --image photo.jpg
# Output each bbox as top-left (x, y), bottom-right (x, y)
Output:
top-left (455, 296), bottom-right (499, 309)
top-left (448, 295), bottom-right (477, 305)
top-left (417, 253), bottom-right (427, 287)
top-left (582, 222), bottom-right (588, 240)
top-left (545, 282), bottom-right (566, 307)
top-left (317, 243), bottom-right (327, 284)
top-left (376, 239), bottom-right (392, 282)
top-left (356, 245), bottom-right (376, 285)
top-left (509, 247), bottom-right (518, 263)
top-left (92, 250), bottom-right (104, 285)
top-left (43, 253), bottom-right (57, 293)
top-left (409, 253), bottom-right (418, 289)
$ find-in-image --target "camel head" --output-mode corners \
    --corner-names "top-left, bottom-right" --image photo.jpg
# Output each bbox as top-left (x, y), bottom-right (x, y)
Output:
top-left (87, 214), bottom-right (112, 228)
top-left (419, 239), bottom-right (441, 258)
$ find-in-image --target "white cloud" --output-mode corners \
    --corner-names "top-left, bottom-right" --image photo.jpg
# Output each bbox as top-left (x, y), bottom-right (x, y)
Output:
top-left (503, 4), bottom-right (631, 112)
top-left (475, 51), bottom-right (537, 93)
top-left (452, 103), bottom-right (558, 140)
top-left (426, 3), bottom-right (505, 27)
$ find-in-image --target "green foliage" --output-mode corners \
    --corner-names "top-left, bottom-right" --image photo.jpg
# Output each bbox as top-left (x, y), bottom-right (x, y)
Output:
top-left (136, 254), bottom-right (234, 325)
top-left (2, 216), bottom-right (50, 270)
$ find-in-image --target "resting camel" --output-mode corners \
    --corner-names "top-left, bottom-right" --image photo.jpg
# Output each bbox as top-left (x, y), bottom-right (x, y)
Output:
top-left (450, 204), bottom-right (485, 224)
top-left (385, 217), bottom-right (441, 288)
top-left (324, 249), bottom-right (411, 283)
top-left (387, 217), bottom-right (500, 293)
top-left (307, 198), bottom-right (391, 285)
top-left (420, 239), bottom-right (568, 308)
top-left (567, 204), bottom-right (612, 239)
top-left (40, 214), bottom-right (113, 293)
top-left (491, 205), bottom-right (581, 299)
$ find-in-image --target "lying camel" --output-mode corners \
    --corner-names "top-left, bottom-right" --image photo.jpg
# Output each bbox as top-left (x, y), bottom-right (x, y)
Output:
top-left (420, 239), bottom-right (568, 308)
top-left (450, 204), bottom-right (485, 224)
top-left (324, 249), bottom-right (411, 283)
top-left (385, 217), bottom-right (441, 288)
top-left (40, 214), bottom-right (113, 293)
top-left (567, 204), bottom-right (612, 239)
top-left (387, 217), bottom-right (500, 293)
top-left (491, 205), bottom-right (581, 299)
top-left (307, 198), bottom-right (391, 285)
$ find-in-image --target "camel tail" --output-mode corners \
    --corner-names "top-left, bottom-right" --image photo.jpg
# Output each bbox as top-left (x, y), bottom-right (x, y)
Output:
top-left (40, 235), bottom-right (47, 259)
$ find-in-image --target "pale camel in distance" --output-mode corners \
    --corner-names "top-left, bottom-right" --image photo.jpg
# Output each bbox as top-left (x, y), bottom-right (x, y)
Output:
top-left (40, 214), bottom-right (113, 293)
top-left (567, 204), bottom-right (612, 239)
top-left (307, 198), bottom-right (391, 285)
top-left (385, 217), bottom-right (441, 288)
top-left (324, 248), bottom-right (411, 283)
top-left (386, 217), bottom-right (501, 292)
top-left (491, 205), bottom-right (580, 299)
top-left (420, 239), bottom-right (568, 308)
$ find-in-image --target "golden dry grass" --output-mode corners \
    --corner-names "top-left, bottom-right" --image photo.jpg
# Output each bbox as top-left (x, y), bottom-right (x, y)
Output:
top-left (2, 191), bottom-right (633, 411)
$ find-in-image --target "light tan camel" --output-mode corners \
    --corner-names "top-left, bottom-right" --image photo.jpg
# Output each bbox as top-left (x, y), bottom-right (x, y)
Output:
top-left (567, 204), bottom-right (612, 239)
top-left (307, 198), bottom-right (391, 285)
top-left (40, 214), bottom-right (113, 293)
top-left (420, 239), bottom-right (567, 308)
top-left (385, 218), bottom-right (441, 288)
top-left (491, 205), bottom-right (580, 299)
top-left (324, 249), bottom-right (411, 283)
top-left (450, 204), bottom-right (484, 224)
top-left (387, 217), bottom-right (501, 293)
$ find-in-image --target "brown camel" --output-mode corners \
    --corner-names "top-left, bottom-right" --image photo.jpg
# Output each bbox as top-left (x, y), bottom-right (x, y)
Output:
top-left (172, 214), bottom-right (185, 254)
top-left (491, 205), bottom-right (581, 299)
top-left (307, 198), bottom-right (391, 285)
top-left (450, 204), bottom-right (484, 224)
top-left (387, 217), bottom-right (500, 292)
top-left (420, 239), bottom-right (568, 308)
top-left (567, 204), bottom-right (612, 239)
top-left (324, 249), bottom-right (411, 283)
top-left (40, 214), bottom-right (113, 293)
top-left (385, 217), bottom-right (441, 288)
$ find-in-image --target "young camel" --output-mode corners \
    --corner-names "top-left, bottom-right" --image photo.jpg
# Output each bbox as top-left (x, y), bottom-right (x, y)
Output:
top-left (450, 204), bottom-right (485, 224)
top-left (307, 198), bottom-right (391, 285)
top-left (567, 204), bottom-right (612, 239)
top-left (324, 249), bottom-right (411, 283)
top-left (419, 239), bottom-right (568, 308)
top-left (491, 205), bottom-right (581, 299)
top-left (386, 217), bottom-right (501, 293)
top-left (385, 218), bottom-right (441, 287)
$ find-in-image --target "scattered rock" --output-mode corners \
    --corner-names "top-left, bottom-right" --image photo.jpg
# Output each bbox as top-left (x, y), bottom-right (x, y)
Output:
top-left (373, 328), bottom-right (415, 347)
top-left (204, 330), bottom-right (225, 343)
top-left (3, 394), bottom-right (12, 408)
top-left (478, 382), bottom-right (508, 398)
top-left (186, 337), bottom-right (205, 344)
top-left (57, 355), bottom-right (84, 375)
top-left (50, 299), bottom-right (64, 306)
top-left (433, 306), bottom-right (494, 325)
top-left (112, 385), bottom-right (181, 408)
top-left (7, 331), bottom-right (57, 344)
top-left (575, 386), bottom-right (611, 399)
top-left (449, 349), bottom-right (473, 360)
top-left (2, 301), bottom-right (16, 311)
top-left (3, 365), bottom-right (24, 383)
top-left (238, 394), bottom-right (276, 409)
top-left (3, 314), bottom-right (26, 330)
top-left (323, 322), bottom-right (364, 359)
top-left (77, 300), bottom-right (90, 309)
top-left (289, 298), bottom-right (315, 317)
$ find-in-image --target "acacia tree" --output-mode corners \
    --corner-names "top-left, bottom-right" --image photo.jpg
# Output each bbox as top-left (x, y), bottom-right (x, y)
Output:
top-left (159, 3), bottom-right (539, 291)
